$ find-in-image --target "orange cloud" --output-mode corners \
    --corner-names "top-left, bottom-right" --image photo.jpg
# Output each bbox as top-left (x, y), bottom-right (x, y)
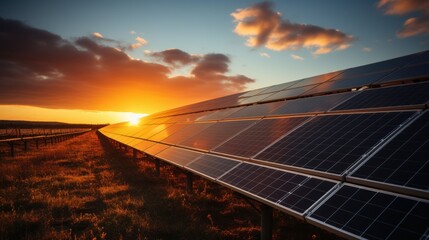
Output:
top-left (378, 0), bottom-right (429, 38)
top-left (0, 18), bottom-right (254, 114)
top-left (231, 2), bottom-right (354, 55)
top-left (92, 32), bottom-right (104, 38)
top-left (130, 36), bottom-right (148, 49)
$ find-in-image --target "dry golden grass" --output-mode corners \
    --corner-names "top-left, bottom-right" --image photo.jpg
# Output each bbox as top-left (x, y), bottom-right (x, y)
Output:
top-left (0, 130), bottom-right (343, 240)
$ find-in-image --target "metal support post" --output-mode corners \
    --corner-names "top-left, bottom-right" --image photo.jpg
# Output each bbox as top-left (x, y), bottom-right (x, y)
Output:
top-left (261, 204), bottom-right (273, 240)
top-left (186, 172), bottom-right (193, 193)
top-left (155, 158), bottom-right (160, 176)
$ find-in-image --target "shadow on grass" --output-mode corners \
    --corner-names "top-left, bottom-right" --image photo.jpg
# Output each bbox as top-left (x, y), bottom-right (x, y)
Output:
top-left (96, 133), bottom-right (222, 240)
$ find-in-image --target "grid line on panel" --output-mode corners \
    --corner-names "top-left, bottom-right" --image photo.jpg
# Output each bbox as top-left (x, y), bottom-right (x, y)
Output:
top-left (156, 147), bottom-right (204, 167)
top-left (179, 120), bottom-right (255, 151)
top-left (219, 164), bottom-right (308, 207)
top-left (351, 111), bottom-right (429, 191)
top-left (213, 117), bottom-right (310, 158)
top-left (186, 155), bottom-right (241, 179)
top-left (255, 112), bottom-right (414, 175)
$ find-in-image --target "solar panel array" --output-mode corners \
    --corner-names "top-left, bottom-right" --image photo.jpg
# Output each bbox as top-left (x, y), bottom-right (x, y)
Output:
top-left (99, 50), bottom-right (429, 239)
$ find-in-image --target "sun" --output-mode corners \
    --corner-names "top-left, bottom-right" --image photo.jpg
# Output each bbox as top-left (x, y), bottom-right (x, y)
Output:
top-left (124, 112), bottom-right (147, 126)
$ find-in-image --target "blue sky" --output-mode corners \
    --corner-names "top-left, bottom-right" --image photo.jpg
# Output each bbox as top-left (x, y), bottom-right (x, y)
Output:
top-left (1, 0), bottom-right (427, 89)
top-left (0, 0), bottom-right (428, 123)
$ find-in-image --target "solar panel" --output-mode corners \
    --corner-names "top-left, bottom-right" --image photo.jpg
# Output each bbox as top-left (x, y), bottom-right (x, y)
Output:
top-left (268, 91), bottom-right (358, 116)
top-left (185, 154), bottom-right (241, 179)
top-left (333, 82), bottom-right (429, 111)
top-left (238, 93), bottom-right (275, 105)
top-left (133, 140), bottom-right (156, 151)
top-left (213, 117), bottom-right (310, 158)
top-left (301, 54), bottom-right (425, 97)
top-left (375, 54), bottom-right (429, 85)
top-left (134, 124), bottom-right (172, 139)
top-left (179, 120), bottom-right (256, 151)
top-left (161, 122), bottom-right (214, 145)
top-left (307, 184), bottom-right (429, 240)
top-left (155, 147), bottom-right (204, 167)
top-left (219, 163), bottom-right (337, 215)
top-left (349, 110), bottom-right (429, 194)
top-left (254, 112), bottom-right (414, 175)
top-left (261, 85), bottom-right (318, 102)
top-left (148, 123), bottom-right (188, 142)
top-left (195, 107), bottom-right (244, 121)
top-left (144, 143), bottom-right (170, 156)
top-left (98, 50), bottom-right (429, 240)
top-left (285, 71), bottom-right (341, 89)
top-left (224, 101), bottom-right (285, 119)
top-left (257, 81), bottom-right (298, 95)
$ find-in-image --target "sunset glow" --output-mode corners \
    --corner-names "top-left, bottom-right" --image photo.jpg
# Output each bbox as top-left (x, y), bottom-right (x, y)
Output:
top-left (0, 1), bottom-right (428, 124)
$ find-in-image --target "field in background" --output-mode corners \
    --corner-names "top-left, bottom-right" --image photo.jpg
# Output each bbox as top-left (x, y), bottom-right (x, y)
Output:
top-left (0, 130), bottom-right (342, 239)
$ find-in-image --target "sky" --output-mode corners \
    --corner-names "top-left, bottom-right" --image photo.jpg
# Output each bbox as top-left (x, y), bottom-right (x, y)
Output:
top-left (0, 0), bottom-right (428, 124)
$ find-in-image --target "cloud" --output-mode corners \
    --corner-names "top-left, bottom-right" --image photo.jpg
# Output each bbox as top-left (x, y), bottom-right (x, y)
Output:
top-left (135, 36), bottom-right (147, 45)
top-left (130, 30), bottom-right (137, 35)
top-left (149, 49), bottom-right (200, 66)
top-left (130, 36), bottom-right (148, 49)
top-left (231, 2), bottom-right (354, 55)
top-left (378, 0), bottom-right (429, 38)
top-left (92, 32), bottom-right (103, 38)
top-left (259, 52), bottom-right (271, 58)
top-left (290, 54), bottom-right (304, 60)
top-left (362, 47), bottom-right (372, 52)
top-left (0, 17), bottom-right (254, 113)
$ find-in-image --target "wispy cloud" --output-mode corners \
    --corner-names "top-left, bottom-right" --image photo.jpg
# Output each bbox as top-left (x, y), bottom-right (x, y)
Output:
top-left (259, 52), bottom-right (271, 58)
top-left (290, 54), bottom-right (304, 60)
top-left (130, 36), bottom-right (148, 49)
top-left (92, 32), bottom-right (104, 38)
top-left (231, 2), bottom-right (354, 55)
top-left (130, 30), bottom-right (137, 35)
top-left (0, 17), bottom-right (254, 113)
top-left (362, 47), bottom-right (372, 52)
top-left (378, 0), bottom-right (429, 38)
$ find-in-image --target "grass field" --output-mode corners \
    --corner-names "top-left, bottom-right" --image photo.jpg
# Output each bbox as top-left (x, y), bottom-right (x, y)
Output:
top-left (0, 130), bottom-right (343, 239)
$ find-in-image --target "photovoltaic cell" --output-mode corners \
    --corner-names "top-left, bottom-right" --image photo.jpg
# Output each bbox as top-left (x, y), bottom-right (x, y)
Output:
top-left (144, 143), bottom-right (170, 156)
top-left (257, 81), bottom-right (298, 95)
top-left (376, 61), bottom-right (429, 84)
top-left (351, 111), bottom-right (429, 192)
top-left (268, 91), bottom-right (358, 116)
top-left (261, 85), bottom-right (318, 102)
top-left (213, 117), bottom-right (310, 158)
top-left (195, 107), bottom-right (244, 121)
top-left (179, 120), bottom-right (255, 151)
top-left (308, 185), bottom-right (429, 240)
top-left (255, 112), bottom-right (414, 175)
top-left (278, 178), bottom-right (336, 213)
top-left (185, 154), bottom-right (241, 179)
top-left (285, 71), bottom-right (341, 89)
top-left (156, 147), bottom-right (204, 167)
top-left (161, 122), bottom-right (214, 145)
top-left (219, 163), bottom-right (337, 213)
top-left (225, 101), bottom-right (286, 119)
top-left (238, 93), bottom-right (275, 105)
top-left (148, 123), bottom-right (188, 142)
top-left (333, 82), bottom-right (429, 111)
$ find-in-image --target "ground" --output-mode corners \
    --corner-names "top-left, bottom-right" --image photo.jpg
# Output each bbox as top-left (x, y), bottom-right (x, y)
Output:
top-left (0, 130), bottom-right (343, 240)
